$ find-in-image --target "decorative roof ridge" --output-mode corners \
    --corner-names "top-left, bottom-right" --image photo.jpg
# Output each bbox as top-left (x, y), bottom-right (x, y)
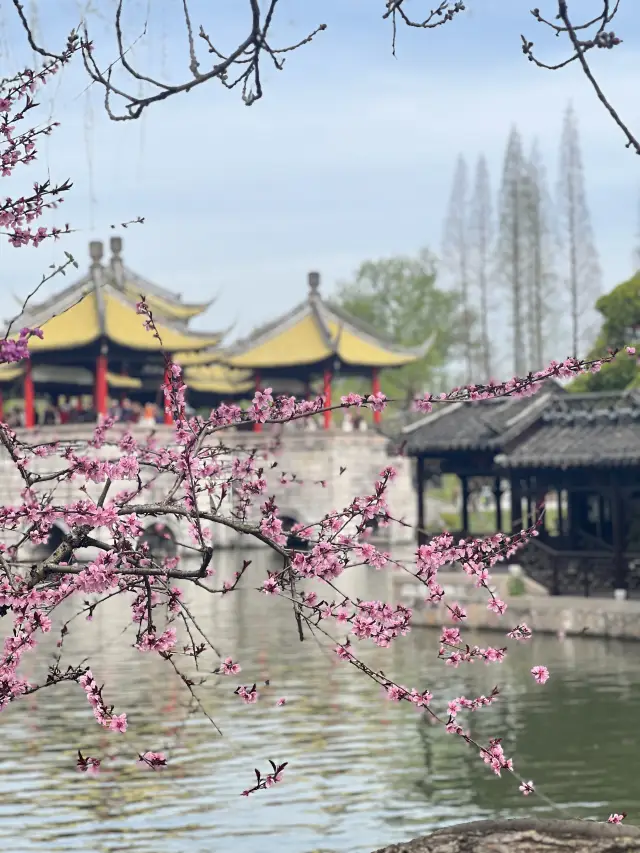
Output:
top-left (222, 299), bottom-right (311, 356)
top-left (322, 299), bottom-right (434, 358)
top-left (542, 404), bottom-right (640, 425)
top-left (402, 400), bottom-right (464, 435)
top-left (497, 385), bottom-right (564, 446)
top-left (7, 278), bottom-right (98, 335)
top-left (309, 296), bottom-right (336, 351)
top-left (104, 287), bottom-right (222, 343)
top-left (13, 272), bottom-right (93, 323)
top-left (122, 267), bottom-right (215, 311)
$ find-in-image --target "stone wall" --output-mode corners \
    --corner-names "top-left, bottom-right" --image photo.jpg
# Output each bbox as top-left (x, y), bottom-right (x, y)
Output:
top-left (396, 570), bottom-right (640, 641)
top-left (371, 819), bottom-right (640, 853)
top-left (0, 425), bottom-right (415, 557)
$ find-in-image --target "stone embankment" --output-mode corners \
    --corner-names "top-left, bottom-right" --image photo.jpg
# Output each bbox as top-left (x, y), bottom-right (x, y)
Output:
top-left (395, 567), bottom-right (640, 641)
top-left (371, 819), bottom-right (640, 853)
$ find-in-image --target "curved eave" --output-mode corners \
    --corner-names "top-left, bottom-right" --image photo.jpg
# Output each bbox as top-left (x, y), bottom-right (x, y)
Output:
top-left (323, 303), bottom-right (435, 368)
top-left (0, 363), bottom-right (25, 383)
top-left (186, 378), bottom-right (255, 395)
top-left (103, 292), bottom-right (221, 352)
top-left (12, 274), bottom-right (93, 324)
top-left (185, 364), bottom-right (254, 395)
top-left (123, 284), bottom-right (213, 321)
top-left (107, 372), bottom-right (142, 390)
top-left (223, 307), bottom-right (333, 369)
top-left (174, 349), bottom-right (221, 367)
top-left (13, 291), bottom-right (102, 352)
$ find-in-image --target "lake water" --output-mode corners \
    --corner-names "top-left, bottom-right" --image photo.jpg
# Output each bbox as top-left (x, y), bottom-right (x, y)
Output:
top-left (0, 551), bottom-right (638, 852)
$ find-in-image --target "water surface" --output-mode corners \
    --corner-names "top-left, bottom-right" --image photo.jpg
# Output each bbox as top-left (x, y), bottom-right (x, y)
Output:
top-left (0, 552), bottom-right (638, 852)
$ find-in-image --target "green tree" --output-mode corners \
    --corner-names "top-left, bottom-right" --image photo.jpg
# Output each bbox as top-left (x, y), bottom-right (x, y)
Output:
top-left (331, 250), bottom-right (460, 406)
top-left (570, 272), bottom-right (640, 392)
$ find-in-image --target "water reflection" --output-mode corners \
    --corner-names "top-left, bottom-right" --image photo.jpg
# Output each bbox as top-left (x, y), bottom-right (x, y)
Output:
top-left (0, 551), bottom-right (638, 852)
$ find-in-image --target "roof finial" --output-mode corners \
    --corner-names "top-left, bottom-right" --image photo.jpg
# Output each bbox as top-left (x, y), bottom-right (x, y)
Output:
top-left (110, 235), bottom-right (122, 258)
top-left (308, 271), bottom-right (320, 294)
top-left (89, 240), bottom-right (104, 265)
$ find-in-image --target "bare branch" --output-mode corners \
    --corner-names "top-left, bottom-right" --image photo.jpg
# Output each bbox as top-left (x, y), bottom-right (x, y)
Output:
top-left (522, 2), bottom-right (638, 155)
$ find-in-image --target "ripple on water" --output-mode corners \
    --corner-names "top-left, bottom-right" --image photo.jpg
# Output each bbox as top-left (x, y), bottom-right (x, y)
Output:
top-left (1, 556), bottom-right (639, 851)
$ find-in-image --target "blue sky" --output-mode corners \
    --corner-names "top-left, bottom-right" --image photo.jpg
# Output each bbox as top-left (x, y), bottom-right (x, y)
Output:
top-left (0, 0), bottom-right (639, 362)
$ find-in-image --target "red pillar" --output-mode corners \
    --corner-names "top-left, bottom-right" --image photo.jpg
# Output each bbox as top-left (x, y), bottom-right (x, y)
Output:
top-left (372, 367), bottom-right (381, 426)
top-left (253, 372), bottom-right (262, 433)
top-left (163, 363), bottom-right (174, 426)
top-left (323, 368), bottom-right (332, 430)
top-left (24, 361), bottom-right (35, 429)
top-left (95, 352), bottom-right (108, 419)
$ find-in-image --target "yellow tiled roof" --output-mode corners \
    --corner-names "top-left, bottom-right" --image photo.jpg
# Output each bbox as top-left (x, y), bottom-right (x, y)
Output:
top-left (26, 292), bottom-right (102, 351)
top-left (325, 320), bottom-right (419, 368)
top-left (227, 313), bottom-right (332, 369)
top-left (122, 283), bottom-right (209, 321)
top-left (222, 290), bottom-right (429, 371)
top-left (0, 363), bottom-right (26, 383)
top-left (0, 363), bottom-right (143, 389)
top-left (106, 372), bottom-right (142, 389)
top-left (8, 289), bottom-right (220, 354)
top-left (103, 292), bottom-right (218, 352)
top-left (185, 363), bottom-right (254, 395)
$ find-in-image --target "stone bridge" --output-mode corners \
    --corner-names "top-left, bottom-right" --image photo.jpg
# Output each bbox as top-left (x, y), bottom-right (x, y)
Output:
top-left (0, 425), bottom-right (416, 558)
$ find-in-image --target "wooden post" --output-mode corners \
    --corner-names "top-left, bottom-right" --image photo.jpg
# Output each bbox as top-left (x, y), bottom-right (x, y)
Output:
top-left (557, 487), bottom-right (564, 537)
top-left (253, 371), bottom-right (262, 433)
top-left (461, 475), bottom-right (470, 534)
top-left (611, 482), bottom-right (627, 592)
top-left (323, 368), bottom-right (332, 430)
top-left (536, 485), bottom-right (547, 532)
top-left (94, 347), bottom-right (108, 419)
top-left (510, 475), bottom-right (522, 535)
top-left (372, 367), bottom-right (381, 426)
top-left (494, 476), bottom-right (503, 532)
top-left (416, 456), bottom-right (426, 545)
top-left (24, 360), bottom-right (35, 429)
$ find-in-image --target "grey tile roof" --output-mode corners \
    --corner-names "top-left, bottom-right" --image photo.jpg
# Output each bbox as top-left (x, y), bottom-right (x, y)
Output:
top-left (499, 390), bottom-right (640, 468)
top-left (401, 384), bottom-right (563, 454)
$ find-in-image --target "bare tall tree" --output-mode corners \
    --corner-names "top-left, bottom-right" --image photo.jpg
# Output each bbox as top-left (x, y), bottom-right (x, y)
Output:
top-left (469, 155), bottom-right (493, 380)
top-left (441, 154), bottom-right (474, 383)
top-left (522, 140), bottom-right (557, 370)
top-left (557, 103), bottom-right (602, 358)
top-left (496, 126), bottom-right (527, 376)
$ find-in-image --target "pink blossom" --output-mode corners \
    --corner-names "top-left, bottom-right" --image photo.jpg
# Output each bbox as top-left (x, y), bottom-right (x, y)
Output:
top-left (531, 665), bottom-right (550, 684)
top-left (220, 657), bottom-right (241, 675)
top-left (109, 713), bottom-right (128, 733)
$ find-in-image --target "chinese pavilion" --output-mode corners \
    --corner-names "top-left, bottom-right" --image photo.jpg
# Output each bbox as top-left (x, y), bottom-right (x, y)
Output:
top-left (401, 387), bottom-right (640, 597)
top-left (1, 237), bottom-right (224, 427)
top-left (180, 271), bottom-right (433, 430)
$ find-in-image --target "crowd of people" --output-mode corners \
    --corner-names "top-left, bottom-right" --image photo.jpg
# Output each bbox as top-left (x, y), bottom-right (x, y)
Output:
top-left (4, 397), bottom-right (168, 428)
top-left (4, 397), bottom-right (371, 431)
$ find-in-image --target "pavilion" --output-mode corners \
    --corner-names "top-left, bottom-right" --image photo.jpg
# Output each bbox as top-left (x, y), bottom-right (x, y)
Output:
top-left (179, 271), bottom-right (433, 431)
top-left (1, 237), bottom-right (224, 427)
top-left (401, 386), bottom-right (640, 597)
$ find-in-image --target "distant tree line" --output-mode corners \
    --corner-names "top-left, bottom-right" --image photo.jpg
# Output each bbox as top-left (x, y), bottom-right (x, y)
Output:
top-left (440, 102), bottom-right (604, 383)
top-left (331, 102), bottom-right (623, 404)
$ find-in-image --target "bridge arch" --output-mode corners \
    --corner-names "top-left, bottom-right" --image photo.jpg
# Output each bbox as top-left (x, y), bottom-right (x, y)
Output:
top-left (42, 523), bottom-right (67, 556)
top-left (137, 522), bottom-right (178, 559)
top-left (278, 509), bottom-right (312, 549)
